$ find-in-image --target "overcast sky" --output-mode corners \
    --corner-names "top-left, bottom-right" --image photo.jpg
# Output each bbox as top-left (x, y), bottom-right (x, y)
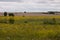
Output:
top-left (0, 0), bottom-right (60, 12)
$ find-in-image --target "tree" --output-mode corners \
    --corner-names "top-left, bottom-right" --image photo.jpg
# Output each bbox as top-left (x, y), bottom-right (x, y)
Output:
top-left (9, 13), bottom-right (14, 16)
top-left (48, 11), bottom-right (55, 14)
top-left (4, 12), bottom-right (7, 16)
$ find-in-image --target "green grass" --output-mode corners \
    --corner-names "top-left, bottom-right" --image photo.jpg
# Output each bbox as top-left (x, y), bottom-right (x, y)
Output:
top-left (0, 16), bottom-right (60, 40)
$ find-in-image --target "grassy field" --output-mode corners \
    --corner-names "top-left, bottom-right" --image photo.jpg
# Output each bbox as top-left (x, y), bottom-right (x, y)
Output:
top-left (0, 16), bottom-right (60, 40)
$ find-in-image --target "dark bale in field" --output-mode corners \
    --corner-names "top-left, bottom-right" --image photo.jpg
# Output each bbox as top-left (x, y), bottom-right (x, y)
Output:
top-left (4, 12), bottom-right (7, 16)
top-left (9, 13), bottom-right (14, 16)
top-left (24, 11), bottom-right (26, 13)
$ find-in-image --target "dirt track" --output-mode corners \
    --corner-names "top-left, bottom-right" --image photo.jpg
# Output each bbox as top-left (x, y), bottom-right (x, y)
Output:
top-left (0, 12), bottom-right (60, 16)
top-left (14, 13), bottom-right (60, 16)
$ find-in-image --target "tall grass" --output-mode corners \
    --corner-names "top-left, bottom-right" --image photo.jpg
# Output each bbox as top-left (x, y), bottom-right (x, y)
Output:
top-left (0, 16), bottom-right (60, 40)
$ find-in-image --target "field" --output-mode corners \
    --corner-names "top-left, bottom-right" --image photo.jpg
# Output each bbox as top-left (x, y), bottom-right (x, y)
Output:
top-left (0, 15), bottom-right (60, 40)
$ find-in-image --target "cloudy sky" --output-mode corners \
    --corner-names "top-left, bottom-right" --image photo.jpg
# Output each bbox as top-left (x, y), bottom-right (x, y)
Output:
top-left (0, 0), bottom-right (60, 12)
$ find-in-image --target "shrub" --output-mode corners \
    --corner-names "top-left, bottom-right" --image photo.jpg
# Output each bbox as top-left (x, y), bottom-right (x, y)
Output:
top-left (4, 12), bottom-right (7, 16)
top-left (43, 18), bottom-right (56, 25)
top-left (48, 18), bottom-right (56, 24)
top-left (47, 32), bottom-right (60, 40)
top-left (43, 19), bottom-right (48, 24)
top-left (0, 19), bottom-right (8, 23)
top-left (9, 18), bottom-right (14, 24)
top-left (22, 15), bottom-right (25, 17)
top-left (9, 13), bottom-right (14, 16)
top-left (24, 21), bottom-right (28, 23)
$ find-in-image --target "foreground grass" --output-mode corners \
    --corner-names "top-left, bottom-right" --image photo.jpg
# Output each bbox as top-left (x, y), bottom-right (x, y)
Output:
top-left (0, 16), bottom-right (60, 40)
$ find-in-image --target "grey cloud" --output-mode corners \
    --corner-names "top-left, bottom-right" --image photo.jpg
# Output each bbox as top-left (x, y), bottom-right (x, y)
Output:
top-left (36, 0), bottom-right (60, 4)
top-left (36, 1), bottom-right (47, 4)
top-left (0, 0), bottom-right (22, 2)
top-left (0, 0), bottom-right (60, 12)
